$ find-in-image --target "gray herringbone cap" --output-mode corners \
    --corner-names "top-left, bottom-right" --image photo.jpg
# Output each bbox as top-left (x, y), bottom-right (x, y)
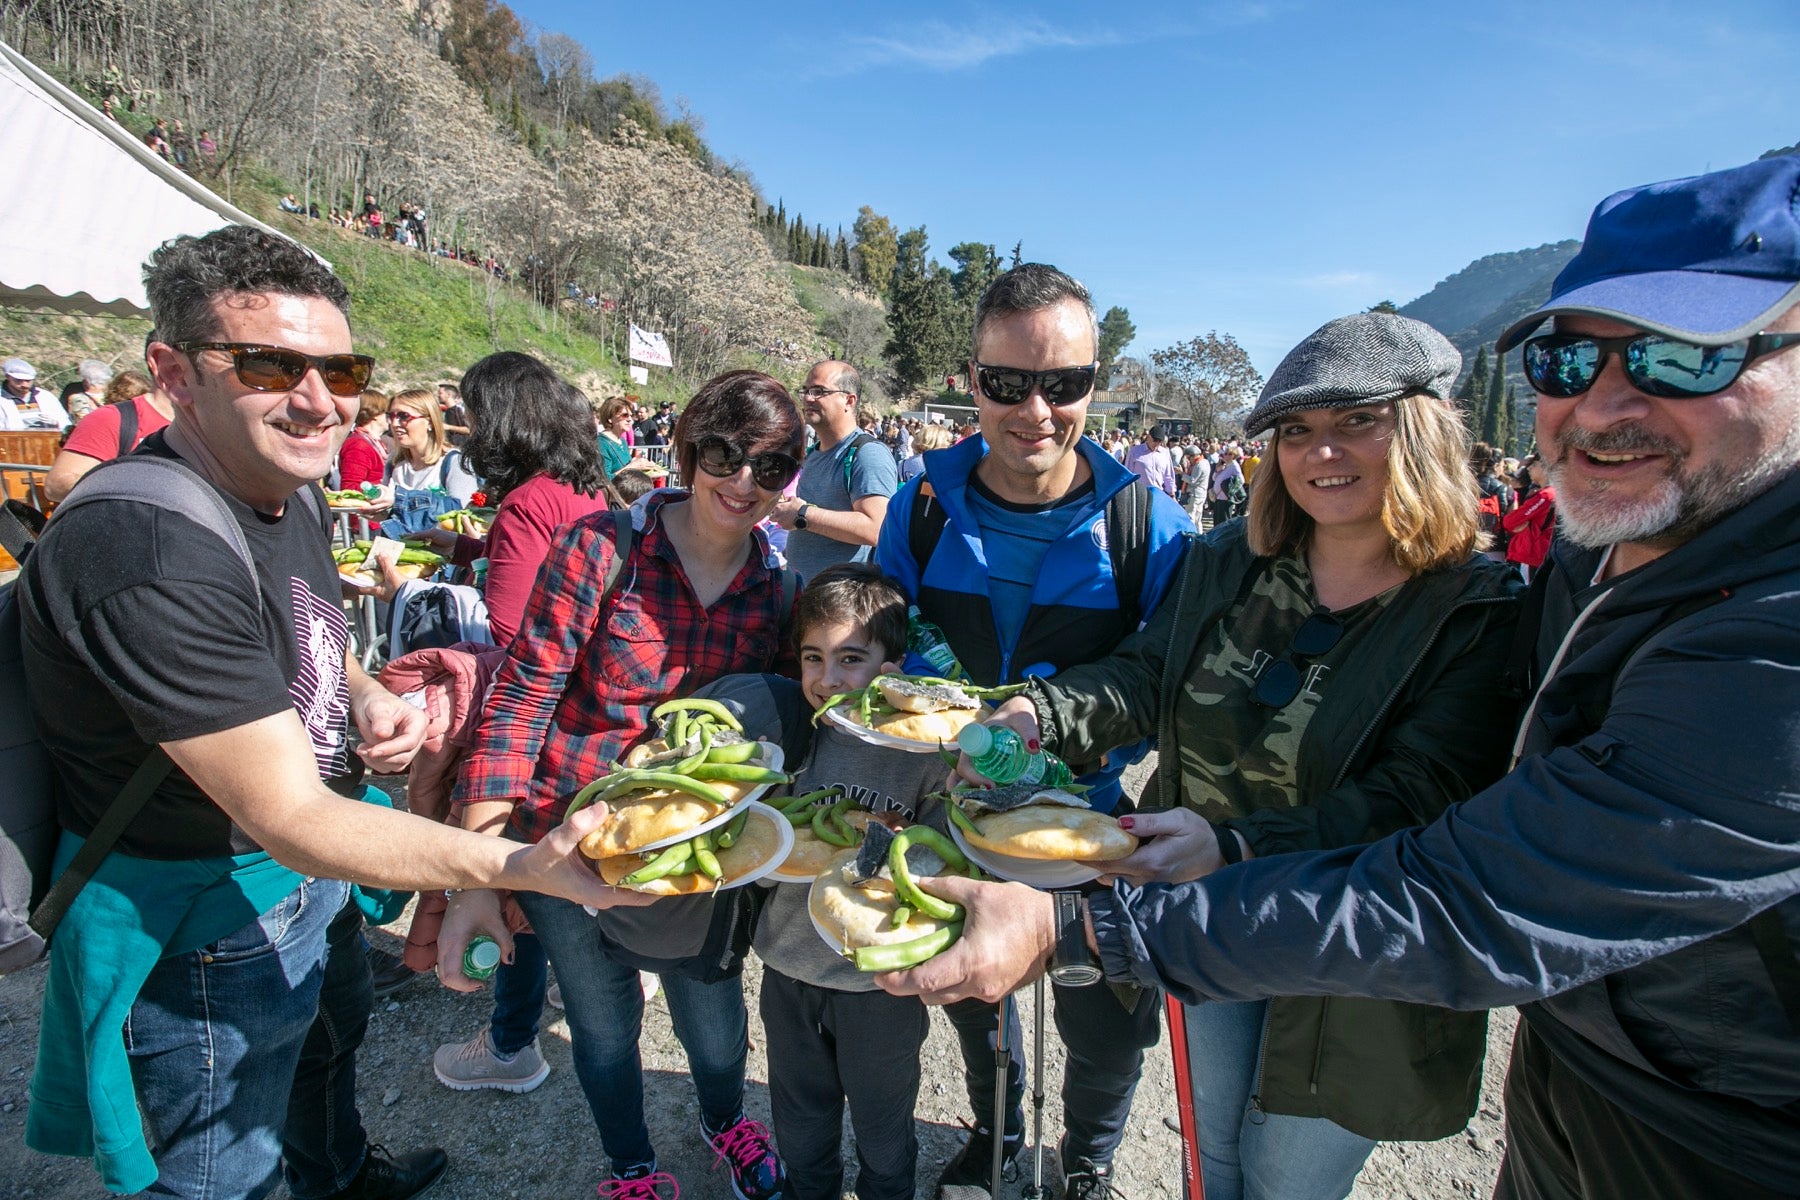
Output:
top-left (1244, 313), bottom-right (1461, 437)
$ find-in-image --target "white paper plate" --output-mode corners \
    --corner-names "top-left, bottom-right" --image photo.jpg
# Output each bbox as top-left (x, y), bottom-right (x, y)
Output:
top-left (625, 743), bottom-right (787, 853)
top-left (821, 703), bottom-right (976, 755)
top-left (706, 800), bottom-right (793, 891)
top-left (946, 807), bottom-right (1102, 888)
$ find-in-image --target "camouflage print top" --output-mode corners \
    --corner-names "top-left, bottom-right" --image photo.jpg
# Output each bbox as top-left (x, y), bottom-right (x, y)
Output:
top-left (1177, 553), bottom-right (1400, 818)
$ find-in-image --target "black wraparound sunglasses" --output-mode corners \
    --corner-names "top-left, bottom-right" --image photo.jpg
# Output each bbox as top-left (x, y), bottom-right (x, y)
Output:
top-left (1521, 330), bottom-right (1800, 400)
top-left (1251, 609), bottom-right (1343, 709)
top-left (177, 342), bottom-right (375, 398)
top-left (974, 361), bottom-right (1098, 406)
top-left (694, 434), bottom-right (801, 492)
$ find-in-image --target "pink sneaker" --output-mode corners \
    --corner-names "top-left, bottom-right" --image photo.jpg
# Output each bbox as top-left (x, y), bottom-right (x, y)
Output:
top-left (598, 1169), bottom-right (679, 1200)
top-left (704, 1116), bottom-right (786, 1200)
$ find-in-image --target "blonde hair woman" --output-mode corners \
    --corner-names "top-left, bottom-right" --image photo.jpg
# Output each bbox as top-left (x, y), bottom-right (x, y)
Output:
top-left (975, 313), bottom-right (1524, 1200)
top-left (386, 387), bottom-right (477, 501)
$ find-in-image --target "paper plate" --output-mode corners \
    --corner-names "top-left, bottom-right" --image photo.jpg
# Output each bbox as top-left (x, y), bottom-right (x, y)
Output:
top-left (704, 800), bottom-right (793, 891)
top-left (821, 703), bottom-right (979, 755)
top-left (613, 743), bottom-right (787, 852)
top-left (946, 808), bottom-right (1102, 888)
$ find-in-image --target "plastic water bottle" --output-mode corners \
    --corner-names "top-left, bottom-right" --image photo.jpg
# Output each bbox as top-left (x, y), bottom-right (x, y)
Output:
top-left (907, 605), bottom-right (964, 679)
top-left (462, 935), bottom-right (502, 982)
top-left (956, 723), bottom-right (1075, 788)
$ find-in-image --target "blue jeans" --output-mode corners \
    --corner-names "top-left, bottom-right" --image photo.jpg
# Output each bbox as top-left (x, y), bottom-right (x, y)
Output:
top-left (487, 932), bottom-right (548, 1056)
top-left (516, 890), bottom-right (749, 1173)
top-left (1181, 999), bottom-right (1376, 1200)
top-left (125, 877), bottom-right (365, 1200)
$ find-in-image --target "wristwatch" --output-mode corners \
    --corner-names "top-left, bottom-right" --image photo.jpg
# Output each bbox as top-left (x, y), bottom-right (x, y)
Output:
top-left (794, 503), bottom-right (811, 530)
top-left (1047, 890), bottom-right (1103, 986)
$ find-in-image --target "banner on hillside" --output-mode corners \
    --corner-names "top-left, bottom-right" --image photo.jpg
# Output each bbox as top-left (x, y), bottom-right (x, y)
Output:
top-left (629, 324), bottom-right (672, 368)
top-left (629, 365), bottom-right (649, 385)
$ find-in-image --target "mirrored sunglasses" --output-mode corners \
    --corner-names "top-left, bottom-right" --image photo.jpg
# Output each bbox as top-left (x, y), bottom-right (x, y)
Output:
top-left (1522, 331), bottom-right (1800, 400)
top-left (695, 434), bottom-right (801, 491)
top-left (974, 362), bottom-right (1097, 406)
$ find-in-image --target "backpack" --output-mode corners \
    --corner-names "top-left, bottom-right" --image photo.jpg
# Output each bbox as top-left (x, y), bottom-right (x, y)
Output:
top-left (0, 457), bottom-right (290, 972)
top-left (1477, 477), bottom-right (1511, 548)
top-left (908, 475), bottom-right (1154, 633)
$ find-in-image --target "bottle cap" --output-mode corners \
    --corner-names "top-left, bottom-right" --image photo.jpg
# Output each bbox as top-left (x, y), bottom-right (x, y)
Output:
top-left (465, 937), bottom-right (501, 972)
top-left (956, 723), bottom-right (997, 756)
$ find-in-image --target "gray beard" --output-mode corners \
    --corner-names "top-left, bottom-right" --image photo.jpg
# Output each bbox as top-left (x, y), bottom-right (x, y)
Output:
top-left (1549, 420), bottom-right (1800, 550)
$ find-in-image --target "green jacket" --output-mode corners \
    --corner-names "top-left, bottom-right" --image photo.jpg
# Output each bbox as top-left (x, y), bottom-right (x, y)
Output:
top-left (1034, 523), bottom-right (1523, 1139)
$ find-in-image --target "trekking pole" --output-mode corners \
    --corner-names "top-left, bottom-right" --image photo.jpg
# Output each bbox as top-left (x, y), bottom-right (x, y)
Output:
top-left (992, 993), bottom-right (1013, 1200)
top-left (1024, 974), bottom-right (1049, 1199)
top-left (1164, 995), bottom-right (1205, 1200)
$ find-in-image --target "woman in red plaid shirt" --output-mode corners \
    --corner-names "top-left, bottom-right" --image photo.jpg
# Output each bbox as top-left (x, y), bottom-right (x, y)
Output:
top-left (441, 370), bottom-right (804, 1200)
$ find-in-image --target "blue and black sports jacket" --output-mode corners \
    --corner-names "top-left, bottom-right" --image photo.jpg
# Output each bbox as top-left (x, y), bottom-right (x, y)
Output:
top-left (876, 434), bottom-right (1191, 809)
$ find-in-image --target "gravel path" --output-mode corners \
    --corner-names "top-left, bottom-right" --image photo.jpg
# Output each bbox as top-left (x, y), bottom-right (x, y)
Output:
top-left (0, 759), bottom-right (1510, 1199)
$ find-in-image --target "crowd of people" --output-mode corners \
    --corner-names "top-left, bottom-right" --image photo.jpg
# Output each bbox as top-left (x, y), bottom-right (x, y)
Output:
top-left (7, 153), bottom-right (1800, 1200)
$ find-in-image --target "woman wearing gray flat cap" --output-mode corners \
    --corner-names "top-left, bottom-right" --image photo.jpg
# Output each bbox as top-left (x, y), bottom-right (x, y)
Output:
top-left (955, 313), bottom-right (1525, 1199)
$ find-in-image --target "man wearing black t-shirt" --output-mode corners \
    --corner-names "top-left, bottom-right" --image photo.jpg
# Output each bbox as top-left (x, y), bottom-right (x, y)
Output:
top-left (19, 227), bottom-right (649, 1200)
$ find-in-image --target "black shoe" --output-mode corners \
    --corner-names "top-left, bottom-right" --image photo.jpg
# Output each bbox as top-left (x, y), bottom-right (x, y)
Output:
top-left (367, 947), bottom-right (419, 1000)
top-left (329, 1144), bottom-right (448, 1200)
top-left (936, 1126), bottom-right (1023, 1200)
top-left (1061, 1156), bottom-right (1127, 1200)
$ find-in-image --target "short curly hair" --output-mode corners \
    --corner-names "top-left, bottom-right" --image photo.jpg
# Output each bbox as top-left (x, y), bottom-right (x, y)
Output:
top-left (144, 226), bottom-right (349, 348)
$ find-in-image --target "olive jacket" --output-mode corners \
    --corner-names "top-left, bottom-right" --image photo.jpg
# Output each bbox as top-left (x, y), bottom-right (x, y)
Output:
top-left (1032, 522), bottom-right (1524, 1139)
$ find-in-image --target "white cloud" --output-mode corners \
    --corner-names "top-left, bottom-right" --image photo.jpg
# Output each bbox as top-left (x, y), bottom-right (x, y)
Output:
top-left (836, 16), bottom-right (1126, 72)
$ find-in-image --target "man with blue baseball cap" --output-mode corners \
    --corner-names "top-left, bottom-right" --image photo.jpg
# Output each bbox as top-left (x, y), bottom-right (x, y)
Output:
top-left (876, 155), bottom-right (1800, 1199)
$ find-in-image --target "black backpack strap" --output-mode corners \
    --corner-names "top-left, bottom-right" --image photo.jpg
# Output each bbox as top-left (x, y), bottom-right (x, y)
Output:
top-left (23, 456), bottom-right (259, 941)
top-left (1105, 480), bottom-right (1152, 631)
top-left (602, 507), bottom-right (635, 601)
top-left (115, 399), bottom-right (139, 458)
top-left (27, 750), bottom-right (173, 940)
top-left (907, 482), bottom-right (946, 577)
top-left (0, 499), bottom-right (47, 562)
top-left (1746, 908), bottom-right (1800, 1033)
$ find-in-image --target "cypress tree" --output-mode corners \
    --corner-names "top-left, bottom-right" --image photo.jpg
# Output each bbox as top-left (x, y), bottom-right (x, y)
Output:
top-left (1481, 352), bottom-right (1506, 445)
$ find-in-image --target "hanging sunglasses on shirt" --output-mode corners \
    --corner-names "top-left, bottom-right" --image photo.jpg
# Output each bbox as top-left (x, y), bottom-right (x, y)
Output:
top-left (1521, 331), bottom-right (1800, 400)
top-left (694, 434), bottom-right (802, 491)
top-left (177, 342), bottom-right (375, 398)
top-left (974, 362), bottom-right (1098, 406)
top-left (1250, 608), bottom-right (1343, 709)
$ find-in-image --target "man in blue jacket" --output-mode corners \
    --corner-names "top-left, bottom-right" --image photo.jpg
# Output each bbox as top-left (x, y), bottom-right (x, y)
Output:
top-left (880, 158), bottom-right (1800, 1199)
top-left (875, 262), bottom-right (1192, 1200)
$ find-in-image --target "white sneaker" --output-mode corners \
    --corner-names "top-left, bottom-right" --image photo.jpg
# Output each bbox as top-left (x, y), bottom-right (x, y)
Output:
top-left (640, 971), bottom-right (661, 1002)
top-left (432, 1028), bottom-right (550, 1093)
top-left (547, 980), bottom-right (564, 1010)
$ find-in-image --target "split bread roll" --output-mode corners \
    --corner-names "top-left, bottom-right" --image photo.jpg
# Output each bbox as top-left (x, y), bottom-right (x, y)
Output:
top-left (960, 805), bottom-right (1137, 862)
top-left (780, 809), bottom-right (874, 879)
top-left (593, 807), bottom-right (785, 895)
top-left (857, 705), bottom-right (984, 745)
top-left (576, 768), bottom-right (769, 860)
top-left (808, 849), bottom-right (956, 950)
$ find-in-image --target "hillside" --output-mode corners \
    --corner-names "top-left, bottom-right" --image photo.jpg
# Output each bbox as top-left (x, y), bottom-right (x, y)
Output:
top-left (1399, 241), bottom-right (1580, 379)
top-left (0, 0), bottom-right (828, 398)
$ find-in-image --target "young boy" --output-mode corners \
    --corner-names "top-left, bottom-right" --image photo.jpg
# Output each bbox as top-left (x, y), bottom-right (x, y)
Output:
top-left (754, 562), bottom-right (951, 1200)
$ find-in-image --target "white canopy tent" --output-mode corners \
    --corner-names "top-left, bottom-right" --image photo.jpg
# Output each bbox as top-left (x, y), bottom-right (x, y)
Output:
top-left (0, 39), bottom-right (296, 317)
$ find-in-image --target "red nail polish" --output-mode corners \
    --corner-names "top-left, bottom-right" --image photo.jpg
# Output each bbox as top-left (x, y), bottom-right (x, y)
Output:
top-left (1027, 738), bottom-right (1041, 751)
top-left (1118, 816), bottom-right (1135, 830)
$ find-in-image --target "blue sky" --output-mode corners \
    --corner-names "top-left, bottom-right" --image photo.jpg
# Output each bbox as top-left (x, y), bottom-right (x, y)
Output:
top-left (512, 0), bottom-right (1798, 376)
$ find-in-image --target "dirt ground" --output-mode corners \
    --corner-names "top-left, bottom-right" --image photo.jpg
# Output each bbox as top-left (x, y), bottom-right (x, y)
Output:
top-left (0, 759), bottom-right (1512, 1200)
